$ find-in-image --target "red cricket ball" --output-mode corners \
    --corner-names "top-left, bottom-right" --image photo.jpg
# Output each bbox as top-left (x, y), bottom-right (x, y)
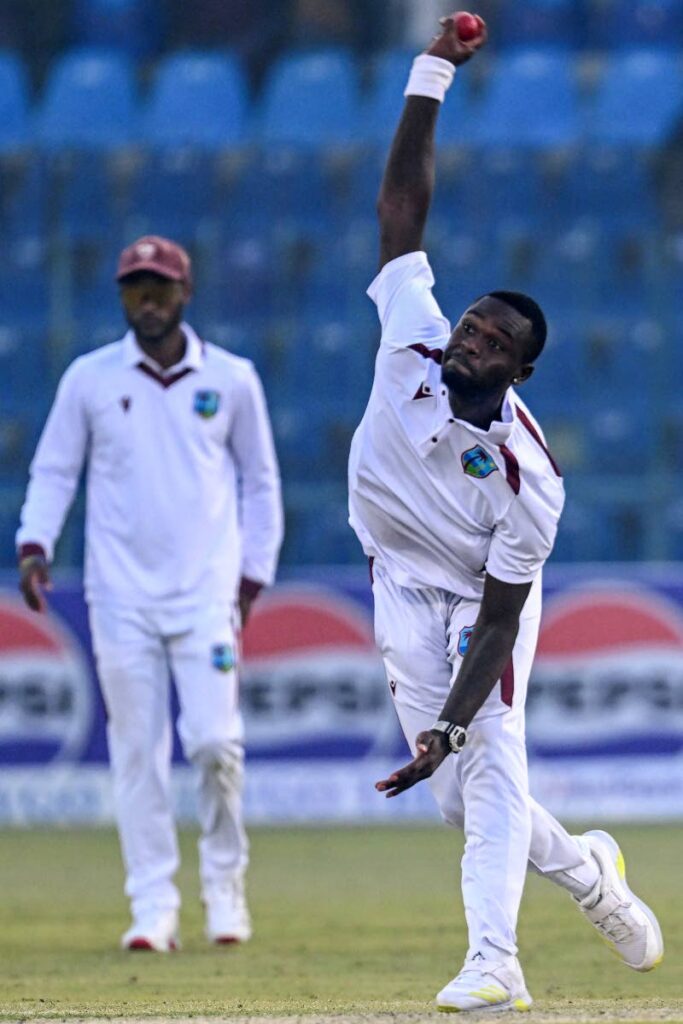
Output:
top-left (455, 11), bottom-right (483, 41)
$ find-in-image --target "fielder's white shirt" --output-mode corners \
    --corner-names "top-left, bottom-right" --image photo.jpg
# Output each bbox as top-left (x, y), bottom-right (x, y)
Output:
top-left (18, 324), bottom-right (283, 608)
top-left (348, 252), bottom-right (565, 599)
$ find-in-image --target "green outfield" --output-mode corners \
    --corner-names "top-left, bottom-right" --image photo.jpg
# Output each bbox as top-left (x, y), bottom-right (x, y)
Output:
top-left (0, 824), bottom-right (680, 1022)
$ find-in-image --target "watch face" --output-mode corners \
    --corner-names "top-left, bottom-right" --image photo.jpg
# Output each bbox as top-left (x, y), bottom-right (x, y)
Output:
top-left (449, 728), bottom-right (466, 752)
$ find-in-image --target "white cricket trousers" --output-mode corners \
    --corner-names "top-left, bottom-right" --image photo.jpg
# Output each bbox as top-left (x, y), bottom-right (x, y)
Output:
top-left (372, 563), bottom-right (599, 962)
top-left (89, 600), bottom-right (248, 918)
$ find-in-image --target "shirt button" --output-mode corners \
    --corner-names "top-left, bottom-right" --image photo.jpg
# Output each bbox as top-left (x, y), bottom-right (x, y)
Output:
top-left (449, 418), bottom-right (454, 423)
top-left (431, 436), bottom-right (438, 443)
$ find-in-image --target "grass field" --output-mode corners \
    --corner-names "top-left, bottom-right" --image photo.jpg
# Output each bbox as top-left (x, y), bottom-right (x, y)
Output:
top-left (0, 825), bottom-right (681, 1022)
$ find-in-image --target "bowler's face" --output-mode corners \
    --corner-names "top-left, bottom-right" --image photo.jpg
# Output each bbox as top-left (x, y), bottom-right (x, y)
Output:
top-left (442, 296), bottom-right (533, 396)
top-left (119, 272), bottom-right (188, 344)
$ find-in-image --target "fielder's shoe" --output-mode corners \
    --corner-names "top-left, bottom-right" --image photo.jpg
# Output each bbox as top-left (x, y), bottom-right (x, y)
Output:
top-left (436, 954), bottom-right (533, 1013)
top-left (204, 879), bottom-right (252, 944)
top-left (574, 829), bottom-right (663, 972)
top-left (121, 907), bottom-right (180, 952)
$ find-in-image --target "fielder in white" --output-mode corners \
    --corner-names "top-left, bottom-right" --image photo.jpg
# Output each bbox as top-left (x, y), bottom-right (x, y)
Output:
top-left (17, 235), bottom-right (283, 952)
top-left (348, 14), bottom-right (663, 1012)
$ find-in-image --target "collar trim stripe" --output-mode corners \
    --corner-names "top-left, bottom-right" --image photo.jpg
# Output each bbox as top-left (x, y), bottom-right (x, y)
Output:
top-left (408, 343), bottom-right (443, 365)
top-left (136, 363), bottom-right (195, 389)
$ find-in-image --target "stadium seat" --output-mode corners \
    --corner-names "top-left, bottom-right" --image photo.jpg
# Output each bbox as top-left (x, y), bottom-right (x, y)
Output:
top-left (0, 154), bottom-right (50, 243)
top-left (142, 52), bottom-right (248, 149)
top-left (0, 246), bottom-right (50, 331)
top-left (548, 492), bottom-right (637, 561)
top-left (587, 0), bottom-right (683, 49)
top-left (587, 50), bottom-right (683, 148)
top-left (560, 148), bottom-right (660, 230)
top-left (58, 152), bottom-right (125, 242)
top-left (498, 0), bottom-right (583, 49)
top-left (200, 236), bottom-right (275, 324)
top-left (472, 49), bottom-right (580, 149)
top-left (223, 148), bottom-right (345, 236)
top-left (36, 48), bottom-right (139, 150)
top-left (70, 0), bottom-right (164, 58)
top-left (0, 484), bottom-right (30, 559)
top-left (126, 148), bottom-right (220, 239)
top-left (0, 50), bottom-right (30, 153)
top-left (259, 50), bottom-right (361, 147)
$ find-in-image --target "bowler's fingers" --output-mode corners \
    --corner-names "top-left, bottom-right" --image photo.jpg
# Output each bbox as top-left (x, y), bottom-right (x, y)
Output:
top-left (22, 573), bottom-right (45, 612)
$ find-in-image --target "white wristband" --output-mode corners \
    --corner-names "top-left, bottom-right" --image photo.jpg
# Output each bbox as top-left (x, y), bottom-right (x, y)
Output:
top-left (404, 54), bottom-right (456, 103)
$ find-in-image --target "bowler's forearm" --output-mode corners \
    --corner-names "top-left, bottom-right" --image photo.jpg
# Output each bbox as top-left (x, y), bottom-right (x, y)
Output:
top-left (440, 618), bottom-right (520, 727)
top-left (377, 96), bottom-right (441, 265)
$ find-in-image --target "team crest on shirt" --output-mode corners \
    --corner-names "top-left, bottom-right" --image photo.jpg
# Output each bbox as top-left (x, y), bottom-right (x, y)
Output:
top-left (194, 390), bottom-right (221, 418)
top-left (457, 626), bottom-right (474, 657)
top-left (461, 445), bottom-right (498, 479)
top-left (211, 643), bottom-right (235, 673)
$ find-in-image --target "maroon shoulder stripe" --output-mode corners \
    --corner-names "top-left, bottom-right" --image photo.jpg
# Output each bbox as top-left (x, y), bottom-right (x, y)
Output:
top-left (499, 444), bottom-right (520, 495)
top-left (408, 343), bottom-right (443, 365)
top-left (516, 407), bottom-right (562, 477)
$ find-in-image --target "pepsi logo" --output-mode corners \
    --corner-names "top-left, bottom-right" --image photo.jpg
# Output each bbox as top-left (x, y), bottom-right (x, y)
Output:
top-left (241, 586), bottom-right (395, 757)
top-left (0, 593), bottom-right (93, 764)
top-left (529, 584), bottom-right (683, 755)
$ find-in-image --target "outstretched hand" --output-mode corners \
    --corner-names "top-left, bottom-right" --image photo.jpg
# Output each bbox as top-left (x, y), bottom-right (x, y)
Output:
top-left (426, 11), bottom-right (488, 67)
top-left (375, 730), bottom-right (450, 798)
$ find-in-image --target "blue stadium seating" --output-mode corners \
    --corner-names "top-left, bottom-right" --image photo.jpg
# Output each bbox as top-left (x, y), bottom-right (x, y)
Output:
top-left (472, 49), bottom-right (580, 149)
top-left (36, 48), bottom-right (139, 150)
top-left (559, 148), bottom-right (661, 229)
top-left (143, 52), bottom-right (248, 149)
top-left (498, 0), bottom-right (584, 49)
top-left (70, 0), bottom-right (164, 58)
top-left (259, 50), bottom-right (361, 147)
top-left (0, 155), bottom-right (50, 243)
top-left (126, 148), bottom-right (220, 239)
top-left (0, 484), bottom-right (29, 560)
top-left (0, 51), bottom-right (30, 153)
top-left (0, 246), bottom-right (50, 332)
top-left (587, 0), bottom-right (683, 49)
top-left (2, 41), bottom-right (683, 566)
top-left (223, 148), bottom-right (345, 236)
top-left (199, 236), bottom-right (275, 323)
top-left (59, 152), bottom-right (124, 242)
top-left (587, 50), bottom-right (683, 147)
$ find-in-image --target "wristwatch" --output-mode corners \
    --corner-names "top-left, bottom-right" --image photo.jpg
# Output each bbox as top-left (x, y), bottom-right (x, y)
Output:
top-left (431, 720), bottom-right (467, 753)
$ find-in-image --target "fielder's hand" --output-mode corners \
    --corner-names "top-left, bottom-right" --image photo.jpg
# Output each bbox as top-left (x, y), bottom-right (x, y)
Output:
top-left (375, 729), bottom-right (450, 798)
top-left (19, 554), bottom-right (52, 613)
top-left (426, 11), bottom-right (488, 67)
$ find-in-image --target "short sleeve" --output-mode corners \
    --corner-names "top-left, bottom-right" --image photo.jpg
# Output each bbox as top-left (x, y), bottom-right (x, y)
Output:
top-left (367, 251), bottom-right (451, 352)
top-left (486, 477), bottom-right (564, 585)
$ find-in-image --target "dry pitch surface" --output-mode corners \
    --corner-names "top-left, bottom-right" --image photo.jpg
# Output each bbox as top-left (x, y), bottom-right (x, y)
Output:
top-left (1, 826), bottom-right (681, 1023)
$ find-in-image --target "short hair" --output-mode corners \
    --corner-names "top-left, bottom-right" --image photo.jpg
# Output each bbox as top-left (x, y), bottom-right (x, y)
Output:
top-left (483, 290), bottom-right (547, 362)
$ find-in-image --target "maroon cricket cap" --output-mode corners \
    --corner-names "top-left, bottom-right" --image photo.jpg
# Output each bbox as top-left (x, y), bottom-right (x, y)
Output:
top-left (116, 235), bottom-right (192, 286)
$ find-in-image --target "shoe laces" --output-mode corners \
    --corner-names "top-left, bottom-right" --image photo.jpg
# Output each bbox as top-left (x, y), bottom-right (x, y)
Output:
top-left (592, 902), bottom-right (636, 943)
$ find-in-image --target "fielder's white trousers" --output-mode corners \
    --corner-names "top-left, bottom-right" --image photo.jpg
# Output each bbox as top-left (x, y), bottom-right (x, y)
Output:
top-left (372, 563), bottom-right (599, 962)
top-left (89, 600), bottom-right (248, 918)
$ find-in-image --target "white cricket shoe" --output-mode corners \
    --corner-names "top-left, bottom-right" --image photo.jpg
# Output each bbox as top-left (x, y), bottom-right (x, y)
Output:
top-left (436, 954), bottom-right (533, 1013)
top-left (204, 879), bottom-right (252, 944)
top-left (575, 829), bottom-right (663, 972)
top-left (121, 907), bottom-right (180, 952)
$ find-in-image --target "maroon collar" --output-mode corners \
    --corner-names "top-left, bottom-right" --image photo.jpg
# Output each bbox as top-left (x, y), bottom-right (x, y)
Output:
top-left (135, 362), bottom-right (195, 389)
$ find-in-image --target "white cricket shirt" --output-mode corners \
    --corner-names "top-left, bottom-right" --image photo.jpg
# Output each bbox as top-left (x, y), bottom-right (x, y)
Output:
top-left (18, 324), bottom-right (283, 608)
top-left (348, 252), bottom-right (565, 599)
